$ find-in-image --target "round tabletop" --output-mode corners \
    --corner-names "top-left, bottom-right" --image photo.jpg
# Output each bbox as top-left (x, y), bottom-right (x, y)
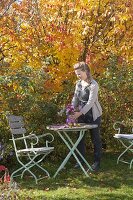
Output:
top-left (47, 123), bottom-right (98, 131)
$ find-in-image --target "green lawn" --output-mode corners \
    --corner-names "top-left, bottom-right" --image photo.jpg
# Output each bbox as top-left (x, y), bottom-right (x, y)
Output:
top-left (0, 152), bottom-right (133, 200)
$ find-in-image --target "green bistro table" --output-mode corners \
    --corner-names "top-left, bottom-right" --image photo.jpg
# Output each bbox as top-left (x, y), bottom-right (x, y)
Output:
top-left (47, 123), bottom-right (98, 178)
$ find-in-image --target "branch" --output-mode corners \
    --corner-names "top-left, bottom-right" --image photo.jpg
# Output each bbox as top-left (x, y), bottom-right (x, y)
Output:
top-left (0, 48), bottom-right (5, 61)
top-left (0, 0), bottom-right (17, 18)
top-left (34, 0), bottom-right (46, 35)
top-left (79, 0), bottom-right (101, 61)
top-left (2, 45), bottom-right (17, 52)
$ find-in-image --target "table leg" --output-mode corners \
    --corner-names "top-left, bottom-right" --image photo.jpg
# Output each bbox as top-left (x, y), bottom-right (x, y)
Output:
top-left (53, 130), bottom-right (90, 178)
top-left (64, 131), bottom-right (92, 171)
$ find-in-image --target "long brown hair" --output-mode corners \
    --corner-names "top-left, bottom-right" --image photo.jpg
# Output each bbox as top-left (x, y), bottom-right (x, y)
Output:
top-left (73, 61), bottom-right (92, 82)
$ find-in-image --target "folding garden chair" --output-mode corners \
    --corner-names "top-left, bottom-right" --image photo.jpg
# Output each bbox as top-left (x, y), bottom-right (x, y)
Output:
top-left (113, 121), bottom-right (133, 169)
top-left (7, 115), bottom-right (54, 184)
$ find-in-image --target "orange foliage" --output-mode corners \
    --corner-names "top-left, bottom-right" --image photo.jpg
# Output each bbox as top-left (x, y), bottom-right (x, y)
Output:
top-left (0, 0), bottom-right (132, 94)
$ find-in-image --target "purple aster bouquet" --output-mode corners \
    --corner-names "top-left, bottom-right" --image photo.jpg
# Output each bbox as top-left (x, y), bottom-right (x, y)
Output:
top-left (65, 104), bottom-right (76, 125)
top-left (58, 104), bottom-right (76, 125)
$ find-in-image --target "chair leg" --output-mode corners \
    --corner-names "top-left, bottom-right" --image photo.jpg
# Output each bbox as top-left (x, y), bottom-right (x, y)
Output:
top-left (11, 166), bottom-right (26, 180)
top-left (117, 139), bottom-right (133, 168)
top-left (130, 159), bottom-right (133, 169)
top-left (20, 156), bottom-right (39, 183)
top-left (31, 159), bottom-right (50, 177)
top-left (21, 153), bottom-right (51, 182)
top-left (21, 154), bottom-right (51, 176)
top-left (12, 156), bottom-right (38, 183)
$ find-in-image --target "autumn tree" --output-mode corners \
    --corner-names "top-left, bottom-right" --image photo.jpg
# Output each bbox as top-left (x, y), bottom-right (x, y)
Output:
top-left (0, 0), bottom-right (132, 157)
top-left (1, 0), bottom-right (132, 76)
top-left (0, 0), bottom-right (132, 116)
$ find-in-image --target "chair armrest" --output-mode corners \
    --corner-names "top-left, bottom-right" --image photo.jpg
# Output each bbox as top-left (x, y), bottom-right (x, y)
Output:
top-left (113, 121), bottom-right (125, 134)
top-left (10, 133), bottom-right (37, 141)
top-left (113, 121), bottom-right (133, 135)
top-left (35, 133), bottom-right (54, 147)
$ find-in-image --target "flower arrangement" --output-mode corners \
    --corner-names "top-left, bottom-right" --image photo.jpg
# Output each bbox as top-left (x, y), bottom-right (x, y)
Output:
top-left (58, 104), bottom-right (76, 126)
top-left (65, 104), bottom-right (75, 125)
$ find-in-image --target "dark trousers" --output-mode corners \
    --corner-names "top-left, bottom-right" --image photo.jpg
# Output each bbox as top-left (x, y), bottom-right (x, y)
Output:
top-left (77, 116), bottom-right (102, 163)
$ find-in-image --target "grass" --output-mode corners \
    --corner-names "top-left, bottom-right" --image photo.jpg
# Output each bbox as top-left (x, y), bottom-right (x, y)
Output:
top-left (0, 151), bottom-right (133, 200)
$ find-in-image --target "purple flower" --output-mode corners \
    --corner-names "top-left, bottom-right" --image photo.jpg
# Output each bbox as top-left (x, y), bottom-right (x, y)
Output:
top-left (66, 116), bottom-right (75, 124)
top-left (66, 104), bottom-right (76, 124)
top-left (66, 104), bottom-right (74, 115)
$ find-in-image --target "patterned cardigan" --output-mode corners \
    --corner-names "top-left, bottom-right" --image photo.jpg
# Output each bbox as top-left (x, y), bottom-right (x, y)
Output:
top-left (71, 79), bottom-right (102, 121)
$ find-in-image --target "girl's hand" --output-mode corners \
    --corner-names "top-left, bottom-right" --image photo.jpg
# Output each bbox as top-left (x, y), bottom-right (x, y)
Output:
top-left (69, 112), bottom-right (82, 120)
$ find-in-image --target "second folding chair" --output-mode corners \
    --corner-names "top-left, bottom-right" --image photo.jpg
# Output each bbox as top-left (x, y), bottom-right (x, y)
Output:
top-left (113, 121), bottom-right (133, 169)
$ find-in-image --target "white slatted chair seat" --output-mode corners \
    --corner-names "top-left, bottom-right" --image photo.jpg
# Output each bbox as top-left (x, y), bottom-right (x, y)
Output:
top-left (114, 134), bottom-right (133, 139)
top-left (17, 147), bottom-right (54, 154)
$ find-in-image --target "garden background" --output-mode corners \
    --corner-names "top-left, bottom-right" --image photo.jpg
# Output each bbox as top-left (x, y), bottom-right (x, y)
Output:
top-left (0, 0), bottom-right (132, 176)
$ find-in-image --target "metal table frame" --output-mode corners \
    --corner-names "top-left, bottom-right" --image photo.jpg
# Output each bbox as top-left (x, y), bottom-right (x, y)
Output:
top-left (47, 124), bottom-right (98, 178)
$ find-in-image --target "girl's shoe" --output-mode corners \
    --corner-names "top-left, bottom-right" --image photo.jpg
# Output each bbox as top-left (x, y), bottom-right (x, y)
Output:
top-left (74, 162), bottom-right (84, 169)
top-left (91, 161), bottom-right (100, 171)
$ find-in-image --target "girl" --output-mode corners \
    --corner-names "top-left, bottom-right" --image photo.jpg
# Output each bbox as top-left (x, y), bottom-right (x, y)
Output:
top-left (70, 61), bottom-right (102, 171)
